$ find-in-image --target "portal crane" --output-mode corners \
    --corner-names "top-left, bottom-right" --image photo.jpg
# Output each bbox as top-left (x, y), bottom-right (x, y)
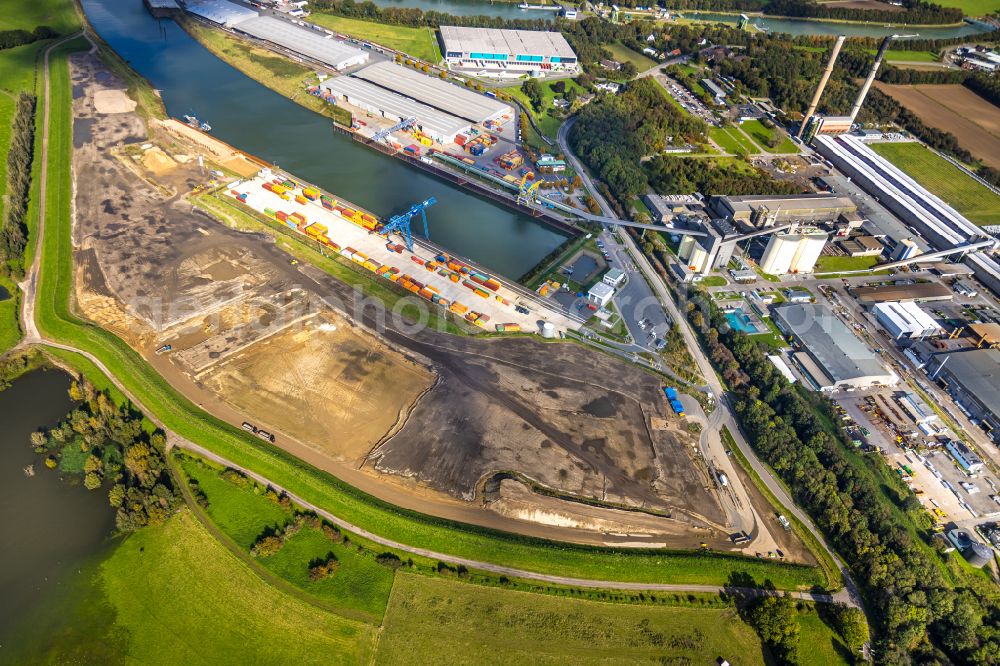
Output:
top-left (382, 197), bottom-right (437, 252)
top-left (517, 174), bottom-right (541, 206)
top-left (372, 116), bottom-right (416, 144)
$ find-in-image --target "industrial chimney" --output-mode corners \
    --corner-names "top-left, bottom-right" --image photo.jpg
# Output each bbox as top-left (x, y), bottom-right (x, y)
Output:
top-left (849, 34), bottom-right (916, 122)
top-left (797, 35), bottom-right (846, 140)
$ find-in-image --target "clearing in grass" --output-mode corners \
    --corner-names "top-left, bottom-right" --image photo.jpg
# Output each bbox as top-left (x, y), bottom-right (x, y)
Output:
top-left (815, 255), bottom-right (880, 273)
top-left (375, 573), bottom-right (768, 665)
top-left (0, 276), bottom-right (20, 353)
top-left (740, 119), bottom-right (799, 154)
top-left (870, 141), bottom-right (1000, 227)
top-left (606, 42), bottom-right (657, 71)
top-left (307, 14), bottom-right (441, 62)
top-left (709, 126), bottom-right (758, 155)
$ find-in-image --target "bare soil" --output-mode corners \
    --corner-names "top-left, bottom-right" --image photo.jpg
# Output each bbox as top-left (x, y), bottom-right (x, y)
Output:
top-left (874, 83), bottom-right (1000, 169)
top-left (69, 52), bottom-right (734, 546)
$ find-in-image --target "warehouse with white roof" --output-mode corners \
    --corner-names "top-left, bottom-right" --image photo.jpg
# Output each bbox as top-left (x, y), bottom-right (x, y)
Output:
top-left (184, 0), bottom-right (257, 27)
top-left (352, 61), bottom-right (511, 123)
top-left (320, 77), bottom-right (470, 143)
top-left (439, 26), bottom-right (579, 76)
top-left (236, 16), bottom-right (369, 70)
top-left (873, 301), bottom-right (942, 340)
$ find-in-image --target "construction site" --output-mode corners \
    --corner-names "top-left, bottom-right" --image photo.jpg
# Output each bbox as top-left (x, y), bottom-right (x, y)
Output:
top-left (66, 48), bottom-right (807, 556)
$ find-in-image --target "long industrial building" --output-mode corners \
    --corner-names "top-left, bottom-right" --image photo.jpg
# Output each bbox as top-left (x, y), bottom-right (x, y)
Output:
top-left (439, 26), bottom-right (578, 76)
top-left (184, 0), bottom-right (369, 70)
top-left (712, 194), bottom-right (857, 229)
top-left (873, 301), bottom-right (942, 340)
top-left (320, 77), bottom-right (470, 143)
top-left (236, 16), bottom-right (369, 70)
top-left (352, 61), bottom-right (511, 124)
top-left (774, 303), bottom-right (898, 391)
top-left (928, 348), bottom-right (1000, 442)
top-left (814, 134), bottom-right (1000, 295)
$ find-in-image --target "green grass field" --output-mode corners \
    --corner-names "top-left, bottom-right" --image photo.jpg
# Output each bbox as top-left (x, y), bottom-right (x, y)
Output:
top-left (0, 275), bottom-right (20, 353)
top-left (882, 49), bottom-right (939, 63)
top-left (34, 21), bottom-right (824, 593)
top-left (871, 142), bottom-right (1000, 227)
top-left (376, 573), bottom-right (767, 665)
top-left (924, 0), bottom-right (1000, 15)
top-left (740, 119), bottom-right (799, 154)
top-left (101, 510), bottom-right (375, 664)
top-left (0, 0), bottom-right (80, 33)
top-left (814, 255), bottom-right (880, 273)
top-left (709, 126), bottom-right (758, 155)
top-left (308, 14), bottom-right (441, 62)
top-left (179, 455), bottom-right (396, 621)
top-left (505, 78), bottom-right (584, 139)
top-left (606, 42), bottom-right (656, 71)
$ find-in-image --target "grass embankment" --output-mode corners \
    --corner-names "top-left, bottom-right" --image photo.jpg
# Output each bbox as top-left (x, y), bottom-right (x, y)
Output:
top-left (308, 14), bottom-right (441, 63)
top-left (376, 573), bottom-right (769, 665)
top-left (178, 455), bottom-right (395, 622)
top-left (0, 0), bottom-right (80, 32)
top-left (104, 510), bottom-right (375, 664)
top-left (709, 126), bottom-right (758, 155)
top-left (0, 276), bottom-right (20, 353)
top-left (180, 18), bottom-right (349, 125)
top-left (38, 26), bottom-right (823, 591)
top-left (870, 141), bottom-right (1000, 227)
top-left (740, 119), bottom-right (799, 154)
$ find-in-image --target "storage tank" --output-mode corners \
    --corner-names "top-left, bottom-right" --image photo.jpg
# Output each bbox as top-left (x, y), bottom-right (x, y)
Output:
top-left (760, 233), bottom-right (800, 275)
top-left (789, 229), bottom-right (828, 273)
top-left (687, 243), bottom-right (709, 273)
top-left (541, 322), bottom-right (556, 338)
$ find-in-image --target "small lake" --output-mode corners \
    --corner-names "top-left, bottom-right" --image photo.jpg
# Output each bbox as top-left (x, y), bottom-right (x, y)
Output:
top-left (0, 284), bottom-right (11, 301)
top-left (0, 369), bottom-right (115, 649)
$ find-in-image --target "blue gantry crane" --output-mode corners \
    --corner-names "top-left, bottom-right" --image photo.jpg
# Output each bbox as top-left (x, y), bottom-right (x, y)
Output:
top-left (372, 116), bottom-right (416, 144)
top-left (382, 197), bottom-right (437, 252)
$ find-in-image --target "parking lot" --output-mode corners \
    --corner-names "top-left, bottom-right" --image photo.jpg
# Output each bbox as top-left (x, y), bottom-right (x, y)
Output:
top-left (659, 74), bottom-right (719, 128)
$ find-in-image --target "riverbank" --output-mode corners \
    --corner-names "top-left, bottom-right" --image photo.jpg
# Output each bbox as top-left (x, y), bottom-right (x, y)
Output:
top-left (676, 7), bottom-right (970, 27)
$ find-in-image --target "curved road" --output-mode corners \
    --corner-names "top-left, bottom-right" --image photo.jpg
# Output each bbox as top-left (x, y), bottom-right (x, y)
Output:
top-left (557, 118), bottom-right (864, 611)
top-left (19, 33), bottom-right (853, 604)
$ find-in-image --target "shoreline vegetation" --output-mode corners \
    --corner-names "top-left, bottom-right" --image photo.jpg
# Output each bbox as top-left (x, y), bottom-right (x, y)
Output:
top-left (22, 13), bottom-right (832, 594)
top-left (673, 8), bottom-right (972, 28)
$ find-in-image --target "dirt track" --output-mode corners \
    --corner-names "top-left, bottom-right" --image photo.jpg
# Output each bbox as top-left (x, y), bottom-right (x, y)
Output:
top-left (875, 83), bottom-right (1000, 170)
top-left (68, 51), bottom-right (749, 551)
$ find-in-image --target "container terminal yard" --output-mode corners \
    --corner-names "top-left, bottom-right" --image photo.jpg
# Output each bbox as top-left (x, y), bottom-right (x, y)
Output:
top-left (226, 170), bottom-right (578, 334)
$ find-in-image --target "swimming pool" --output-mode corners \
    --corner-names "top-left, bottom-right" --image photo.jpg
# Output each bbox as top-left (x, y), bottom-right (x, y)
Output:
top-left (724, 309), bottom-right (763, 335)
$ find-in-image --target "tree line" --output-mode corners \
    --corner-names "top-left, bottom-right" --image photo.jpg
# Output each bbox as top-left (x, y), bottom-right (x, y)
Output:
top-left (32, 380), bottom-right (180, 533)
top-left (310, 0), bottom-right (553, 30)
top-left (2, 92), bottom-right (37, 279)
top-left (569, 77), bottom-right (707, 201)
top-left (0, 26), bottom-right (57, 51)
top-left (684, 289), bottom-right (1000, 663)
top-left (646, 155), bottom-right (802, 196)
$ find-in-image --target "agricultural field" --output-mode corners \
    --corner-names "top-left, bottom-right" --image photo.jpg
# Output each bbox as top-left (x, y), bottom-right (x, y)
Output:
top-left (0, 0), bottom-right (80, 32)
top-left (709, 126), bottom-right (759, 155)
top-left (924, 0), bottom-right (1000, 14)
top-left (871, 141), bottom-right (1000, 227)
top-left (375, 574), bottom-right (769, 665)
top-left (740, 119), bottom-right (799, 154)
top-left (308, 14), bottom-right (441, 63)
top-left (874, 82), bottom-right (1000, 170)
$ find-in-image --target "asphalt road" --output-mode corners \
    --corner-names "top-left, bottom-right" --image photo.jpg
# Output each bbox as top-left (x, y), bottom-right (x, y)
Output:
top-left (557, 117), bottom-right (864, 610)
top-left (18, 33), bottom-right (848, 600)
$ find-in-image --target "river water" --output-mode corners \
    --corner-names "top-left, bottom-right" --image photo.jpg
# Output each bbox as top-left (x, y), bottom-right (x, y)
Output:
top-left (678, 11), bottom-right (992, 39)
top-left (80, 0), bottom-right (569, 279)
top-left (0, 369), bottom-right (114, 647)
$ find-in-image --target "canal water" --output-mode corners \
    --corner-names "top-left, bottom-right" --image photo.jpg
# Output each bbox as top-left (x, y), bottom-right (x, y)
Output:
top-left (0, 369), bottom-right (115, 648)
top-left (80, 0), bottom-right (569, 279)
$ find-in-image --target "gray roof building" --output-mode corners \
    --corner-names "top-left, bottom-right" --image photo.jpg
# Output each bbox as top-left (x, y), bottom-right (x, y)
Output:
top-left (353, 61), bottom-right (511, 123)
top-left (236, 16), bottom-right (369, 70)
top-left (929, 349), bottom-right (1000, 442)
top-left (774, 303), bottom-right (897, 391)
top-left (439, 25), bottom-right (577, 61)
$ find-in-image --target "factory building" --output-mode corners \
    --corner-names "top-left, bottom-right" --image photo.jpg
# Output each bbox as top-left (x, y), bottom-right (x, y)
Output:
top-left (587, 281), bottom-right (615, 307)
top-left (814, 134), bottom-right (1000, 297)
top-left (236, 16), bottom-right (369, 70)
top-left (712, 194), bottom-right (857, 229)
top-left (320, 77), bottom-right (470, 143)
top-left (184, 0), bottom-right (257, 27)
top-left (759, 228), bottom-right (828, 275)
top-left (968, 322), bottom-right (1000, 349)
top-left (674, 217), bottom-right (738, 275)
top-left (929, 348), bottom-right (1000, 441)
top-left (873, 301), bottom-right (942, 340)
top-left (946, 528), bottom-right (992, 567)
top-left (773, 303), bottom-right (898, 391)
top-left (838, 235), bottom-right (883, 257)
top-left (854, 282), bottom-right (953, 304)
top-left (891, 238), bottom-right (922, 262)
top-left (896, 391), bottom-right (936, 425)
top-left (439, 26), bottom-right (578, 76)
top-left (352, 61), bottom-right (511, 124)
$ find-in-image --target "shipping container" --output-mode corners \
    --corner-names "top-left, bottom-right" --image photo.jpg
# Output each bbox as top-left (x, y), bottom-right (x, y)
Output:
top-left (275, 211), bottom-right (288, 221)
top-left (474, 288), bottom-right (489, 298)
top-left (404, 145), bottom-right (420, 155)
top-left (295, 195), bottom-right (307, 205)
top-left (272, 184), bottom-right (287, 195)
top-left (450, 302), bottom-right (468, 315)
top-left (411, 256), bottom-right (424, 266)
top-left (418, 287), bottom-right (434, 300)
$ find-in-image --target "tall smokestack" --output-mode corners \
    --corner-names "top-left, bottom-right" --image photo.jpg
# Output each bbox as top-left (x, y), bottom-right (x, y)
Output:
top-left (797, 35), bottom-right (846, 139)
top-left (849, 35), bottom-right (902, 123)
